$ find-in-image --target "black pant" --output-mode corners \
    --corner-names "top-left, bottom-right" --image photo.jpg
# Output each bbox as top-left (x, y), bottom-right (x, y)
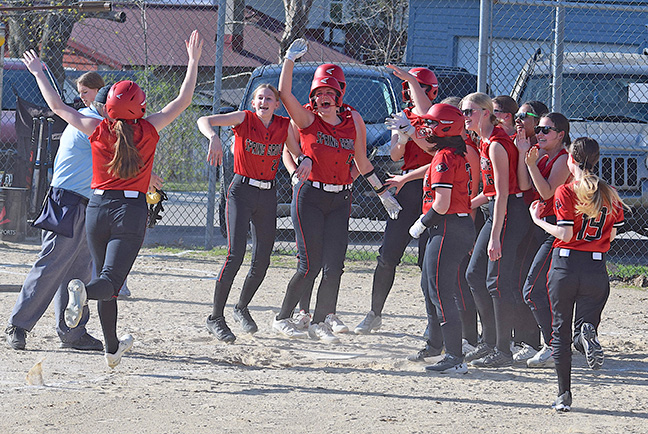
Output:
top-left (212, 174), bottom-right (277, 318)
top-left (371, 178), bottom-right (427, 315)
top-left (421, 215), bottom-right (474, 358)
top-left (465, 195), bottom-right (531, 354)
top-left (548, 248), bottom-right (610, 395)
top-left (85, 191), bottom-right (147, 353)
top-left (278, 181), bottom-right (351, 324)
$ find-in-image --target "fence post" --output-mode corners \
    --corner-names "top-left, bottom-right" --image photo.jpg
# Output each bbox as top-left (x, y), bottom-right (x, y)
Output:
top-left (477, 0), bottom-right (491, 93)
top-left (205, 0), bottom-right (227, 249)
top-left (552, 4), bottom-right (565, 112)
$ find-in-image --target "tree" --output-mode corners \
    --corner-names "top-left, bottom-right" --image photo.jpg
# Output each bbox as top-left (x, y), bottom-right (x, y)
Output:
top-left (347, 0), bottom-right (408, 64)
top-left (5, 1), bottom-right (125, 89)
top-left (280, 0), bottom-right (314, 61)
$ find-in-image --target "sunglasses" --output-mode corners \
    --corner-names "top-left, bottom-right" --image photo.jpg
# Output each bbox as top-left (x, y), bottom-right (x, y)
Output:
top-left (493, 109), bottom-right (507, 114)
top-left (515, 112), bottom-right (539, 121)
top-left (534, 125), bottom-right (560, 135)
top-left (461, 108), bottom-right (483, 116)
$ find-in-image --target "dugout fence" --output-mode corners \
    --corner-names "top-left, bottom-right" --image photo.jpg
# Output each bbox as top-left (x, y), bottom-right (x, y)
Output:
top-left (1, 0), bottom-right (647, 266)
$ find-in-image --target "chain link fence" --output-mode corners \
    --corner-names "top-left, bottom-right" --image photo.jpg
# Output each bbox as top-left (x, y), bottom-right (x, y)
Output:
top-left (1, 0), bottom-right (646, 266)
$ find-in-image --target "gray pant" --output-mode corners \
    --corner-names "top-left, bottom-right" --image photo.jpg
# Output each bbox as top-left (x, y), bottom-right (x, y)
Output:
top-left (8, 202), bottom-right (92, 343)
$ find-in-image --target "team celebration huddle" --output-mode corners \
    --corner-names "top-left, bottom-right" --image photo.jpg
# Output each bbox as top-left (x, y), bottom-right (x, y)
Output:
top-left (5, 34), bottom-right (628, 413)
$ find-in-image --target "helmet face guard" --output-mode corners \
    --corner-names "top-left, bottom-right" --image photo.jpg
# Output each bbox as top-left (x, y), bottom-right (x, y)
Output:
top-left (309, 76), bottom-right (343, 109)
top-left (314, 63), bottom-right (346, 96)
top-left (105, 80), bottom-right (147, 120)
top-left (415, 103), bottom-right (464, 139)
top-left (402, 67), bottom-right (439, 105)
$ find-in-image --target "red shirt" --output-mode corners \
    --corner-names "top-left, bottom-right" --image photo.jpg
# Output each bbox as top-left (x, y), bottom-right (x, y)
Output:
top-left (479, 126), bottom-right (521, 197)
top-left (300, 111), bottom-right (356, 185)
top-left (422, 148), bottom-right (471, 215)
top-left (553, 181), bottom-right (624, 252)
top-left (525, 148), bottom-right (569, 218)
top-left (89, 118), bottom-right (159, 193)
top-left (232, 111), bottom-right (290, 181)
top-left (401, 108), bottom-right (433, 171)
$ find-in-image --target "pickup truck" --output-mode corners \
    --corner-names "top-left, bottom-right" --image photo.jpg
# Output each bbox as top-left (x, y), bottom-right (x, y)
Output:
top-left (512, 51), bottom-right (648, 236)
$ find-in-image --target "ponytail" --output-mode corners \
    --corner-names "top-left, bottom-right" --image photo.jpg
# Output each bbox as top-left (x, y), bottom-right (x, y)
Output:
top-left (570, 137), bottom-right (628, 218)
top-left (106, 120), bottom-right (143, 179)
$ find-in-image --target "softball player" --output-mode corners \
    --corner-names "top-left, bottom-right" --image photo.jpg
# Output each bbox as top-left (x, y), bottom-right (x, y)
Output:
top-left (354, 65), bottom-right (438, 335)
top-left (492, 95), bottom-right (518, 137)
top-left (530, 137), bottom-right (626, 412)
top-left (198, 84), bottom-right (307, 343)
top-left (23, 30), bottom-right (203, 368)
top-left (461, 92), bottom-right (531, 368)
top-left (408, 104), bottom-right (474, 373)
top-left (272, 39), bottom-right (401, 343)
top-left (516, 113), bottom-right (571, 367)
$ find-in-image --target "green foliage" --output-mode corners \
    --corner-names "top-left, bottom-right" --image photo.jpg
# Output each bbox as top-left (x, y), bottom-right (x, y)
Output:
top-left (127, 68), bottom-right (211, 186)
top-left (607, 262), bottom-right (648, 281)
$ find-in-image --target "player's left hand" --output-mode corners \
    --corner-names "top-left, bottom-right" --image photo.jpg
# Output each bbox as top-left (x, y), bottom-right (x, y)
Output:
top-left (294, 156), bottom-right (312, 182)
top-left (185, 30), bottom-right (203, 62)
top-left (383, 173), bottom-right (407, 194)
top-left (207, 135), bottom-right (223, 167)
top-left (378, 189), bottom-right (402, 220)
top-left (148, 172), bottom-right (164, 193)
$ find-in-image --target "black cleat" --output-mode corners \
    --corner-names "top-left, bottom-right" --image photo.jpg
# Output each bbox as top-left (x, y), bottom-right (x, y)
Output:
top-left (206, 315), bottom-right (236, 343)
top-left (60, 332), bottom-right (104, 351)
top-left (580, 323), bottom-right (604, 370)
top-left (233, 305), bottom-right (258, 334)
top-left (464, 342), bottom-right (494, 363)
top-left (471, 347), bottom-right (513, 368)
top-left (406, 344), bottom-right (443, 362)
top-left (5, 325), bottom-right (26, 350)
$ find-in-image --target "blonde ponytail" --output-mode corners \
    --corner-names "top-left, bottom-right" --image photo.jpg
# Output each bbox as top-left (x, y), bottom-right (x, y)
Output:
top-left (106, 120), bottom-right (143, 179)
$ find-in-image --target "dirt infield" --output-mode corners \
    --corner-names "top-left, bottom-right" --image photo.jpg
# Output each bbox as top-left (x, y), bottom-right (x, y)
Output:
top-left (1, 240), bottom-right (647, 433)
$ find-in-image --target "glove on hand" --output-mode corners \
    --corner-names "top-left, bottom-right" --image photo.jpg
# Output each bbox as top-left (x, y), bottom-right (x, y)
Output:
top-left (378, 190), bottom-right (402, 220)
top-left (385, 111), bottom-right (415, 137)
top-left (285, 38), bottom-right (308, 61)
top-left (409, 214), bottom-right (427, 239)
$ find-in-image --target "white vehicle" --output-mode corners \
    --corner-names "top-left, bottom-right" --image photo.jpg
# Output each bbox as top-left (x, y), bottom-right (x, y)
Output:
top-left (513, 51), bottom-right (648, 236)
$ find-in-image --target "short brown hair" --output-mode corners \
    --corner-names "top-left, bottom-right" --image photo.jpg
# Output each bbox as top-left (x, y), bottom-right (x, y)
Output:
top-left (76, 72), bottom-right (105, 90)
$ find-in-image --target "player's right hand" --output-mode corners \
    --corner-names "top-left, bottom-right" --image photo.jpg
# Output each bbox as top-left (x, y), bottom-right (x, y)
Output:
top-left (285, 38), bottom-right (308, 62)
top-left (207, 135), bottom-right (223, 167)
top-left (409, 214), bottom-right (427, 239)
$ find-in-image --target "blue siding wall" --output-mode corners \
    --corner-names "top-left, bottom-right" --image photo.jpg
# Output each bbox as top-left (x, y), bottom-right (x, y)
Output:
top-left (407, 0), bottom-right (648, 67)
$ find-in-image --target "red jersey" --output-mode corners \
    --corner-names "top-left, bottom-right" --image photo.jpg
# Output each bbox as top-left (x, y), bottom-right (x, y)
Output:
top-left (525, 148), bottom-right (569, 218)
top-left (553, 181), bottom-right (624, 252)
top-left (422, 148), bottom-right (471, 215)
top-left (90, 118), bottom-right (159, 193)
top-left (479, 126), bottom-right (521, 197)
top-left (232, 111), bottom-right (290, 181)
top-left (300, 111), bottom-right (356, 185)
top-left (401, 108), bottom-right (433, 171)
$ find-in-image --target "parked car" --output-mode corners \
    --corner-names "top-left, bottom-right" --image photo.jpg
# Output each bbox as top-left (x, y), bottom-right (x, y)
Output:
top-left (217, 62), bottom-right (402, 236)
top-left (512, 50), bottom-right (648, 235)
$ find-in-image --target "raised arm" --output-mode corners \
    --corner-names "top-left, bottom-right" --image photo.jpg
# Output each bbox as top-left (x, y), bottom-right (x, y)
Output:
top-left (22, 50), bottom-right (100, 136)
top-left (386, 64), bottom-right (432, 115)
top-left (278, 39), bottom-right (313, 129)
top-left (147, 30), bottom-right (203, 132)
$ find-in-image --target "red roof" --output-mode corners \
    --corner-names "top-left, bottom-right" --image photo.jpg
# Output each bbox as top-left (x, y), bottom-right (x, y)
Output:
top-left (67, 4), bottom-right (357, 70)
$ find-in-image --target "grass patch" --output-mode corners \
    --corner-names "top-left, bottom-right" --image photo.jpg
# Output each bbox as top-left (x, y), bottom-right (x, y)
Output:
top-left (608, 262), bottom-right (648, 281)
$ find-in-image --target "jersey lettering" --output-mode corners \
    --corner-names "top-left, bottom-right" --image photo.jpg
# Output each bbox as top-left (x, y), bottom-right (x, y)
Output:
top-left (480, 156), bottom-right (494, 186)
top-left (576, 206), bottom-right (608, 242)
top-left (316, 131), bottom-right (340, 148)
top-left (339, 138), bottom-right (355, 150)
top-left (244, 138), bottom-right (266, 156)
top-left (267, 143), bottom-right (283, 157)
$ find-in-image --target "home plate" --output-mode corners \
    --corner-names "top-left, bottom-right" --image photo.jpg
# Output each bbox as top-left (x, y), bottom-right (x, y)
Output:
top-left (297, 350), bottom-right (365, 360)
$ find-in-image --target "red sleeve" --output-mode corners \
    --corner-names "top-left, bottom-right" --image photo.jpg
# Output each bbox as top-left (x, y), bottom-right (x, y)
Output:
top-left (427, 151), bottom-right (455, 190)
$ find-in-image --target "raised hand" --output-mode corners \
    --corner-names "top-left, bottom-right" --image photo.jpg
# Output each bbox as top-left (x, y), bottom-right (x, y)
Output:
top-left (385, 111), bottom-right (415, 138)
top-left (285, 38), bottom-right (308, 62)
top-left (185, 30), bottom-right (203, 62)
top-left (22, 50), bottom-right (44, 76)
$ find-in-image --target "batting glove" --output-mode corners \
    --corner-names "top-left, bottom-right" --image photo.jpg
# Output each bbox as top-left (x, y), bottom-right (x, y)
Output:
top-left (409, 214), bottom-right (427, 239)
top-left (285, 38), bottom-right (308, 62)
top-left (385, 111), bottom-right (415, 138)
top-left (378, 190), bottom-right (402, 220)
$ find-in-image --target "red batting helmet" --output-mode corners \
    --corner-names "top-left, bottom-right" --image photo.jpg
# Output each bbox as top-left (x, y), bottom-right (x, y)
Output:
top-left (402, 67), bottom-right (439, 104)
top-left (314, 63), bottom-right (346, 95)
top-left (105, 80), bottom-right (146, 120)
top-left (309, 76), bottom-right (343, 108)
top-left (416, 104), bottom-right (464, 138)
